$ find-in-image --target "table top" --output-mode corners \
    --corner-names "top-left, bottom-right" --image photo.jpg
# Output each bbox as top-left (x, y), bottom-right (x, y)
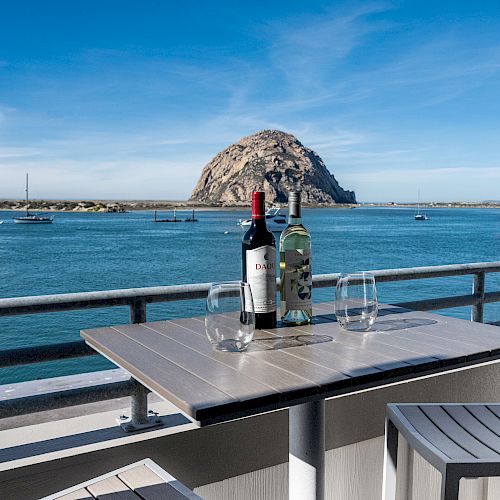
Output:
top-left (81, 303), bottom-right (500, 426)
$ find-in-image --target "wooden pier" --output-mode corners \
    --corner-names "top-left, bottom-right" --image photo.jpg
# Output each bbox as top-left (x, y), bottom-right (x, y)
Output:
top-left (152, 209), bottom-right (197, 223)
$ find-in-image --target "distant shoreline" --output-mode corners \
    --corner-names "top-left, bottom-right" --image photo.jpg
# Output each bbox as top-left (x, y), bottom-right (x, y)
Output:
top-left (0, 199), bottom-right (499, 212)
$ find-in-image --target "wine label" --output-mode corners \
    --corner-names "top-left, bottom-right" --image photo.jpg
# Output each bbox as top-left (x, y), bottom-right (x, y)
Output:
top-left (246, 246), bottom-right (276, 313)
top-left (284, 249), bottom-right (312, 310)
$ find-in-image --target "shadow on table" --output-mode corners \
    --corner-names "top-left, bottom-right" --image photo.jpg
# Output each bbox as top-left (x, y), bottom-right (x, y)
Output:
top-left (248, 334), bottom-right (333, 352)
top-left (316, 311), bottom-right (438, 333)
top-left (371, 318), bottom-right (438, 332)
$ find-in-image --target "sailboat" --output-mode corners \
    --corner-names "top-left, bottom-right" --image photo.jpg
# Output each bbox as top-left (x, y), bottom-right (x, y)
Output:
top-left (13, 174), bottom-right (54, 224)
top-left (414, 189), bottom-right (429, 221)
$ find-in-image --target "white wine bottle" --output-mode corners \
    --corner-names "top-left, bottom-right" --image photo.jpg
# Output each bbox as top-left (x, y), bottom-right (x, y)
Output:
top-left (280, 191), bottom-right (312, 325)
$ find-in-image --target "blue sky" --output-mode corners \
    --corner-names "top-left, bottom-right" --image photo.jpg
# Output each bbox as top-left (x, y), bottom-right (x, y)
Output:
top-left (1, 1), bottom-right (500, 202)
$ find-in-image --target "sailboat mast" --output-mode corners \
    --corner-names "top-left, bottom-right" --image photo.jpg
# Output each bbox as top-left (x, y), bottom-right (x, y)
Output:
top-left (417, 188), bottom-right (420, 215)
top-left (25, 173), bottom-right (29, 215)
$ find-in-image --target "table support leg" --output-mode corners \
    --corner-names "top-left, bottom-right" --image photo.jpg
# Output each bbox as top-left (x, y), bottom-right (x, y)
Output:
top-left (118, 380), bottom-right (163, 432)
top-left (289, 400), bottom-right (325, 500)
top-left (131, 383), bottom-right (150, 426)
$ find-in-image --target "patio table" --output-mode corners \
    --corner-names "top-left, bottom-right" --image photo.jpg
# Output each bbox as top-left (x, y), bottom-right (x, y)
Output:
top-left (81, 303), bottom-right (500, 500)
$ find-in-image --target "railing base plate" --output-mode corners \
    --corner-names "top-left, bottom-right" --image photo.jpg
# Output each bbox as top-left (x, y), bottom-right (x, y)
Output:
top-left (117, 412), bottom-right (164, 432)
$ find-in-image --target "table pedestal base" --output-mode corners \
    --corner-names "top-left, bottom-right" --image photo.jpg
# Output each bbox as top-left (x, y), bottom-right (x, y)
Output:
top-left (289, 400), bottom-right (325, 500)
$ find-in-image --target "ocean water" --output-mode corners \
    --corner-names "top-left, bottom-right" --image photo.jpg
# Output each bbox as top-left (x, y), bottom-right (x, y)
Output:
top-left (1, 207), bottom-right (499, 384)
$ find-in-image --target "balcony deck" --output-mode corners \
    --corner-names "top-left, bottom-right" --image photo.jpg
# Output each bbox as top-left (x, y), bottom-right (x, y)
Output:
top-left (0, 262), bottom-right (499, 499)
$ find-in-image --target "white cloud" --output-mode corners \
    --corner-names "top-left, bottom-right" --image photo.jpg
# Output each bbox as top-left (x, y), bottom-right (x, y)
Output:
top-left (341, 166), bottom-right (500, 202)
top-left (0, 146), bottom-right (42, 158)
top-left (264, 3), bottom-right (392, 90)
top-left (0, 157), bottom-right (204, 199)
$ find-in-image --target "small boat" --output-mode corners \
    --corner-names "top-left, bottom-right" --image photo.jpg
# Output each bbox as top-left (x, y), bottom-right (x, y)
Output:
top-left (414, 213), bottom-right (429, 221)
top-left (13, 174), bottom-right (54, 224)
top-left (414, 189), bottom-right (430, 221)
top-left (14, 214), bottom-right (54, 224)
top-left (239, 206), bottom-right (287, 232)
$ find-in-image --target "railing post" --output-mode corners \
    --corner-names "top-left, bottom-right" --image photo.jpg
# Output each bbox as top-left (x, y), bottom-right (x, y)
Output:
top-left (130, 298), bottom-right (147, 324)
top-left (471, 272), bottom-right (485, 323)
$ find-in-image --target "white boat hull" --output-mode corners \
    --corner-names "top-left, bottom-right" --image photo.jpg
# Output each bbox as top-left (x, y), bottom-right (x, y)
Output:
top-left (239, 219), bottom-right (286, 232)
top-left (238, 206), bottom-right (287, 232)
top-left (14, 217), bottom-right (53, 224)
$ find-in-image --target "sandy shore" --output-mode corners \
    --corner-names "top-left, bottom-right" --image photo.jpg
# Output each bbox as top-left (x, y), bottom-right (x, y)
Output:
top-left (0, 199), bottom-right (235, 212)
top-left (0, 199), bottom-right (499, 212)
top-left (0, 199), bottom-right (356, 212)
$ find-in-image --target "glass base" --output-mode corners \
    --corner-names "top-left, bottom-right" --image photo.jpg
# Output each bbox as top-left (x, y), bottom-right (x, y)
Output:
top-left (338, 319), bottom-right (375, 332)
top-left (213, 339), bottom-right (250, 352)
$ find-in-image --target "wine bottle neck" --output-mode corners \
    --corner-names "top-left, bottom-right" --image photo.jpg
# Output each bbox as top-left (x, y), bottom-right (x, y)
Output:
top-left (288, 191), bottom-right (302, 221)
top-left (251, 191), bottom-right (266, 223)
top-left (288, 215), bottom-right (303, 225)
top-left (252, 217), bottom-right (267, 228)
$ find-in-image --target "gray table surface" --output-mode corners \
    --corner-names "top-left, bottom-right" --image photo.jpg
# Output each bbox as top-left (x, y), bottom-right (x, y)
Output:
top-left (81, 303), bottom-right (500, 426)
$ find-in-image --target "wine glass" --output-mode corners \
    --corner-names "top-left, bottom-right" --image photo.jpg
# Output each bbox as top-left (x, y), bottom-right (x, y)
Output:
top-left (205, 281), bottom-right (255, 351)
top-left (335, 273), bottom-right (378, 331)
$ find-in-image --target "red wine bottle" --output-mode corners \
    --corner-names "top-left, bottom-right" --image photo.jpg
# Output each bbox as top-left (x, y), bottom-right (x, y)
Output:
top-left (242, 191), bottom-right (277, 329)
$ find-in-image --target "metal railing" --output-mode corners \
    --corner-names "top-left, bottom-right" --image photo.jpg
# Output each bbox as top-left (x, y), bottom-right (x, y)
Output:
top-left (1, 261), bottom-right (499, 424)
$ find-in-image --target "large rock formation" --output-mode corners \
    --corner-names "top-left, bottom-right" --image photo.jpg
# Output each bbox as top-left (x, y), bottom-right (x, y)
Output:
top-left (189, 130), bottom-right (356, 205)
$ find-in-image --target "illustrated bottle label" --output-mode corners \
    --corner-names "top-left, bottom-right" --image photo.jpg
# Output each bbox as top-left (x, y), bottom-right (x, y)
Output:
top-left (284, 249), bottom-right (312, 310)
top-left (246, 246), bottom-right (276, 313)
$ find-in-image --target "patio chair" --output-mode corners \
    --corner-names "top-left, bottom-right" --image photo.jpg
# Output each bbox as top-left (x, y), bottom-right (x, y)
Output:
top-left (43, 458), bottom-right (202, 499)
top-left (383, 403), bottom-right (500, 500)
